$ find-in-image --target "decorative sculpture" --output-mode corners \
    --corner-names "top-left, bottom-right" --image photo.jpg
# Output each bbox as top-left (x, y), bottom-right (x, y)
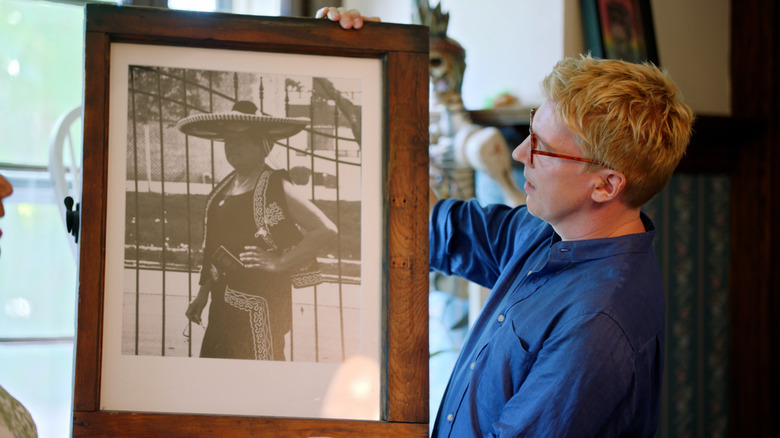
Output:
top-left (415, 0), bottom-right (525, 206)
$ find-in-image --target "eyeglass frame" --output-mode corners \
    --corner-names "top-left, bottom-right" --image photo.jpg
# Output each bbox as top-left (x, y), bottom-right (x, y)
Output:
top-left (528, 108), bottom-right (612, 169)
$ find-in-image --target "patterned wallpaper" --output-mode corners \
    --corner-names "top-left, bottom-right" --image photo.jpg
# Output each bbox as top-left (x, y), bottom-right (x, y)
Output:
top-left (644, 174), bottom-right (730, 438)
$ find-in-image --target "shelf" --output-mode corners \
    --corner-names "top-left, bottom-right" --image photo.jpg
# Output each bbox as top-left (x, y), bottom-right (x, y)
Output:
top-left (467, 109), bottom-right (763, 174)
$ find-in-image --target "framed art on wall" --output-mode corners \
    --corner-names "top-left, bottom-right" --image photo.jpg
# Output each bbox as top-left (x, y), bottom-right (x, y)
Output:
top-left (74, 4), bottom-right (430, 436)
top-left (581, 0), bottom-right (660, 65)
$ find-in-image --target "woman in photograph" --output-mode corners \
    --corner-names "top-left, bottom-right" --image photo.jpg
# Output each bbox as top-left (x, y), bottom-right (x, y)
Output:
top-left (180, 100), bottom-right (338, 361)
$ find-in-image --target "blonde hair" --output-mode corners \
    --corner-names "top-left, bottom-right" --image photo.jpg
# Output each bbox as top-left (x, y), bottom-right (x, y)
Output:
top-left (541, 54), bottom-right (694, 207)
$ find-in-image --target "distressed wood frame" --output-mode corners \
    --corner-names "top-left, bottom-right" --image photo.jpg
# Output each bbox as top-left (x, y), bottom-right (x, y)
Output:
top-left (73, 4), bottom-right (429, 436)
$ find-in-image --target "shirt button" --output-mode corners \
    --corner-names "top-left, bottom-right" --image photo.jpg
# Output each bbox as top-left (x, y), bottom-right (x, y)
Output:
top-left (497, 314), bottom-right (505, 323)
top-left (447, 414), bottom-right (454, 422)
top-left (470, 362), bottom-right (476, 370)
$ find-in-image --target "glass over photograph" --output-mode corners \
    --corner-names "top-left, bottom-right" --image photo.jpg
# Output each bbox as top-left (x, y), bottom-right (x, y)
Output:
top-left (120, 65), bottom-right (364, 364)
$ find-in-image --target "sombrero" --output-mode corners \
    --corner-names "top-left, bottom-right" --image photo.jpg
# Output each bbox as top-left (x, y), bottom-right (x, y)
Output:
top-left (177, 100), bottom-right (309, 142)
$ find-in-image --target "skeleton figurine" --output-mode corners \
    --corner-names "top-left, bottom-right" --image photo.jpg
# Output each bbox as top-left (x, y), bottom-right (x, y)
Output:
top-left (418, 2), bottom-right (526, 340)
top-left (417, 1), bottom-right (525, 206)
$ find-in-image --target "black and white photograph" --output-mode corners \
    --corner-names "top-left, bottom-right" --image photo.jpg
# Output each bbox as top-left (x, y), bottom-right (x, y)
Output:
top-left (121, 66), bottom-right (363, 363)
top-left (99, 43), bottom-right (384, 419)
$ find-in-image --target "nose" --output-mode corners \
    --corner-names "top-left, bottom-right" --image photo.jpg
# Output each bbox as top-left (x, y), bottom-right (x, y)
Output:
top-left (512, 136), bottom-right (532, 166)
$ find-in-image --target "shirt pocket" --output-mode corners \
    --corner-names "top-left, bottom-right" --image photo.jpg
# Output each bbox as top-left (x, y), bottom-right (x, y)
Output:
top-left (473, 321), bottom-right (537, 421)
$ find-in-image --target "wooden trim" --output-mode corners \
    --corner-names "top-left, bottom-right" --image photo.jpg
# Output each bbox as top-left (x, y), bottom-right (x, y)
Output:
top-left (74, 29), bottom-right (110, 414)
top-left (384, 50), bottom-right (430, 423)
top-left (73, 412), bottom-right (426, 437)
top-left (728, 0), bottom-right (780, 436)
top-left (74, 4), bottom-right (429, 435)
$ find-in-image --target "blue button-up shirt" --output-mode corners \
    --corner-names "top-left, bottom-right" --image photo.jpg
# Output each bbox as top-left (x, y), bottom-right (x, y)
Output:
top-left (430, 199), bottom-right (664, 437)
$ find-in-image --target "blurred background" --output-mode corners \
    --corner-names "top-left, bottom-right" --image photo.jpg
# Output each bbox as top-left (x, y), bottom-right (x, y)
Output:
top-left (0, 1), bottom-right (744, 437)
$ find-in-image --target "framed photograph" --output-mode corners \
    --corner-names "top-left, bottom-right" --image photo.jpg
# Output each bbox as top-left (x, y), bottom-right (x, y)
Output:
top-left (74, 4), bottom-right (430, 436)
top-left (580, 0), bottom-right (660, 65)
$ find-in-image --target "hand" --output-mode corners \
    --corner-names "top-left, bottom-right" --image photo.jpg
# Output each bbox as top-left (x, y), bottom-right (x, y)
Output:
top-left (239, 245), bottom-right (282, 272)
top-left (185, 294), bottom-right (208, 325)
top-left (315, 6), bottom-right (380, 29)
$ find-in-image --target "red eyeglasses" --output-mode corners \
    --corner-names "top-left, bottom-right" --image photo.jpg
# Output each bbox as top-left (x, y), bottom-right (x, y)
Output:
top-left (528, 108), bottom-right (611, 168)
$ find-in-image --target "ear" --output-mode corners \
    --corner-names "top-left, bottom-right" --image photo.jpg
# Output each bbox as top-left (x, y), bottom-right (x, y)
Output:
top-left (591, 170), bottom-right (626, 203)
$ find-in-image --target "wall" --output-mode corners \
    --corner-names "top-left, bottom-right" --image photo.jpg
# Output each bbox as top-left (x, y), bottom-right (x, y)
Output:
top-left (345, 0), bottom-right (730, 115)
top-left (652, 0), bottom-right (730, 115)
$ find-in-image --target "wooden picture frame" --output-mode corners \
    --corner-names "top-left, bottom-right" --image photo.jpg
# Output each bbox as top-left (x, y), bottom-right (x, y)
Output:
top-left (74, 4), bottom-right (429, 436)
top-left (580, 0), bottom-right (659, 65)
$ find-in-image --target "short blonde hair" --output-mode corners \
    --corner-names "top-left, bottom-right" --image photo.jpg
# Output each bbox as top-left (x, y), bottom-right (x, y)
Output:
top-left (541, 55), bottom-right (694, 207)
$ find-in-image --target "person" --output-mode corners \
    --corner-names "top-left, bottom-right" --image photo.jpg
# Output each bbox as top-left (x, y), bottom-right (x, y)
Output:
top-left (0, 173), bottom-right (39, 437)
top-left (319, 7), bottom-right (694, 437)
top-left (180, 100), bottom-right (338, 361)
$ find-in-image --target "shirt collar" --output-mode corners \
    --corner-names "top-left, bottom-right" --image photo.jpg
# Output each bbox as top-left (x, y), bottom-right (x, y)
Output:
top-left (541, 212), bottom-right (657, 272)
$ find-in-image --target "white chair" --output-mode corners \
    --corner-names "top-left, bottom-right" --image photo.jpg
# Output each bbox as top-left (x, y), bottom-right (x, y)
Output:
top-left (47, 106), bottom-right (82, 261)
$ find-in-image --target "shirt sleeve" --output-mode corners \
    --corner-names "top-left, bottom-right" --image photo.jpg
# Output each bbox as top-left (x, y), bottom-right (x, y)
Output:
top-left (489, 313), bottom-right (637, 438)
top-left (430, 198), bottom-right (547, 288)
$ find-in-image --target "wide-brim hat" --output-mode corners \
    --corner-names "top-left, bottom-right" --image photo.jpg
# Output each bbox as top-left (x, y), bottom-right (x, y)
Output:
top-left (177, 100), bottom-right (309, 142)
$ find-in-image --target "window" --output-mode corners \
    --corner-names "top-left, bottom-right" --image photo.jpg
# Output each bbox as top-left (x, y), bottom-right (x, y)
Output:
top-left (0, 1), bottom-right (89, 436)
top-left (0, 1), bottom-right (285, 436)
top-left (168, 0), bottom-right (217, 11)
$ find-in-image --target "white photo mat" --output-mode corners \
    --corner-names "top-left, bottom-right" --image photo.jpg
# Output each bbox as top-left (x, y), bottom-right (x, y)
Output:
top-left (101, 43), bottom-right (383, 420)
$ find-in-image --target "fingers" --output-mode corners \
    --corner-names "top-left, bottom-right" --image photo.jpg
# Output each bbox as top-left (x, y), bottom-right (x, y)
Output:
top-left (240, 246), bottom-right (267, 266)
top-left (315, 7), bottom-right (380, 29)
top-left (185, 295), bottom-right (208, 324)
top-left (185, 307), bottom-right (202, 325)
top-left (239, 246), bottom-right (279, 271)
top-left (344, 9), bottom-right (365, 29)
